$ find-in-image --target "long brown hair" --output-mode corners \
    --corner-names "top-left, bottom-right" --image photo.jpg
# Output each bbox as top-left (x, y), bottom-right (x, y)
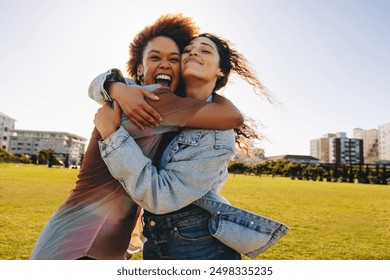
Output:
top-left (198, 33), bottom-right (275, 148)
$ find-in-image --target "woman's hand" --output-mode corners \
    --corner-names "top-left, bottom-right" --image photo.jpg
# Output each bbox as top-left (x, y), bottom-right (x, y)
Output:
top-left (109, 82), bottom-right (163, 130)
top-left (94, 100), bottom-right (121, 140)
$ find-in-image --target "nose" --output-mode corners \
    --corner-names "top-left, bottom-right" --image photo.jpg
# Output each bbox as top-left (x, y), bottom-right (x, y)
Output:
top-left (189, 48), bottom-right (199, 56)
top-left (159, 59), bottom-right (171, 69)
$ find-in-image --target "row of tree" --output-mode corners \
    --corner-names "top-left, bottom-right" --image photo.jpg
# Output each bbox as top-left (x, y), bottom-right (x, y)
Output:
top-left (0, 148), bottom-right (63, 165)
top-left (2, 148), bottom-right (388, 185)
top-left (228, 160), bottom-right (390, 185)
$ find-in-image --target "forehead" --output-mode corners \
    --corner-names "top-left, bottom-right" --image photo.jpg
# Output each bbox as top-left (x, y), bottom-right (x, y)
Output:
top-left (187, 37), bottom-right (217, 50)
top-left (144, 36), bottom-right (180, 54)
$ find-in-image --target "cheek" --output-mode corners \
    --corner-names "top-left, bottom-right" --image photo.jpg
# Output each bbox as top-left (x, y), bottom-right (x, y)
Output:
top-left (172, 64), bottom-right (181, 81)
top-left (173, 64), bottom-right (181, 76)
top-left (142, 68), bottom-right (154, 85)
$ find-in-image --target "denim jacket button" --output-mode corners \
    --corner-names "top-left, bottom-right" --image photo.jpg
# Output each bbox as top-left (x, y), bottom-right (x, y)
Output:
top-left (149, 220), bottom-right (156, 227)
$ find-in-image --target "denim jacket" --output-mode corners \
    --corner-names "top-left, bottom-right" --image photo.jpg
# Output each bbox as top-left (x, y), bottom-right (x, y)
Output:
top-left (99, 126), bottom-right (288, 258)
top-left (92, 69), bottom-right (289, 258)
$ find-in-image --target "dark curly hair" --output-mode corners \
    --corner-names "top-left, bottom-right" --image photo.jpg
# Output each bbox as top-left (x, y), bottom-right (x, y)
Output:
top-left (127, 14), bottom-right (199, 85)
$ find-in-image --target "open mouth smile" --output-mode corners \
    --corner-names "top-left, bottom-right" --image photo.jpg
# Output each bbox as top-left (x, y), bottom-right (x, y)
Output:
top-left (154, 74), bottom-right (172, 87)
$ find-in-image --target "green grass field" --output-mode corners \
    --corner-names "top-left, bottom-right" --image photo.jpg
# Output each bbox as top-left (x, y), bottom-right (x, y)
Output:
top-left (0, 163), bottom-right (389, 260)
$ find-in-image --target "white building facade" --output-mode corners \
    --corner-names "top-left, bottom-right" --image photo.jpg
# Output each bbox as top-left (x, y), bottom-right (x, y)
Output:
top-left (378, 122), bottom-right (390, 163)
top-left (310, 133), bottom-right (336, 163)
top-left (0, 112), bottom-right (16, 151)
top-left (8, 129), bottom-right (86, 165)
top-left (353, 128), bottom-right (379, 164)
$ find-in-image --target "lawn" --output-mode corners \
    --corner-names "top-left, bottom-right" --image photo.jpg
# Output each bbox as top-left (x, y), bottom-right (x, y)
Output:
top-left (0, 164), bottom-right (389, 260)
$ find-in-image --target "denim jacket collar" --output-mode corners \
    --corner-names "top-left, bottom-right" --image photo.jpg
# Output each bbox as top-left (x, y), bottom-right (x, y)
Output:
top-left (177, 129), bottom-right (205, 146)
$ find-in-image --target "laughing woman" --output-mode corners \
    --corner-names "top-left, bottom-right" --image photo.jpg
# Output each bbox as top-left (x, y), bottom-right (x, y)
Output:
top-left (30, 15), bottom-right (244, 260)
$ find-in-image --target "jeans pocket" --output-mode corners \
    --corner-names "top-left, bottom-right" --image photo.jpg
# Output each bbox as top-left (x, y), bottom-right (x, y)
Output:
top-left (173, 213), bottom-right (213, 242)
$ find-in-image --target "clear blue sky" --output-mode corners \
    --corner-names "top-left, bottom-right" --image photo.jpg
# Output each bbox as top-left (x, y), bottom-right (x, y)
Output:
top-left (1, 0), bottom-right (389, 156)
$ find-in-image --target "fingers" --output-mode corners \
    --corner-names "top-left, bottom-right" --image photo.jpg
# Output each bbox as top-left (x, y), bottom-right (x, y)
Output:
top-left (128, 108), bottom-right (158, 130)
top-left (141, 90), bottom-right (163, 124)
top-left (130, 117), bottom-right (145, 131)
top-left (113, 100), bottom-right (121, 116)
top-left (141, 88), bottom-right (160, 101)
top-left (112, 100), bottom-right (121, 127)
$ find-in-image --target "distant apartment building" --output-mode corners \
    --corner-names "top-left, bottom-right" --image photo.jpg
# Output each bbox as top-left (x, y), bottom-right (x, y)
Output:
top-left (329, 132), bottom-right (363, 164)
top-left (0, 112), bottom-right (16, 151)
top-left (378, 122), bottom-right (390, 163)
top-left (353, 128), bottom-right (379, 164)
top-left (8, 129), bottom-right (86, 165)
top-left (311, 132), bottom-right (363, 164)
top-left (310, 133), bottom-right (336, 163)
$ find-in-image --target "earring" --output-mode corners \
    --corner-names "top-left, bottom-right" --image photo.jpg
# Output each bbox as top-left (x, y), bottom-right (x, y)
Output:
top-left (137, 74), bottom-right (144, 84)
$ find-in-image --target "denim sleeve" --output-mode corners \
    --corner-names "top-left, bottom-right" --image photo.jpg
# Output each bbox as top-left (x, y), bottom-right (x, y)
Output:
top-left (88, 68), bottom-right (159, 104)
top-left (88, 68), bottom-right (126, 104)
top-left (99, 127), bottom-right (234, 214)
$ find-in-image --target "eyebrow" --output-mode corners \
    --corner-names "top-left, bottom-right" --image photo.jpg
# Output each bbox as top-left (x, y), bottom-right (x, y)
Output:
top-left (185, 42), bottom-right (215, 50)
top-left (200, 42), bottom-right (215, 49)
top-left (148, 50), bottom-right (180, 56)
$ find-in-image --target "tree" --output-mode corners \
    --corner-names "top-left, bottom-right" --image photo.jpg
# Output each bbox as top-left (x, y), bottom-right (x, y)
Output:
top-left (228, 161), bottom-right (250, 174)
top-left (38, 149), bottom-right (54, 164)
top-left (0, 149), bottom-right (17, 163)
top-left (19, 154), bottom-right (32, 164)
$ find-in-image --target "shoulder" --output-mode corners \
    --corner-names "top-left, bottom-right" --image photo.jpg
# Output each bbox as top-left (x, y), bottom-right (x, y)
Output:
top-left (178, 129), bottom-right (235, 150)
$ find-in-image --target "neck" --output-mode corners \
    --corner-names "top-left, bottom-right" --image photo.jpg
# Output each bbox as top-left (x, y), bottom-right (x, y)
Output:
top-left (184, 80), bottom-right (215, 100)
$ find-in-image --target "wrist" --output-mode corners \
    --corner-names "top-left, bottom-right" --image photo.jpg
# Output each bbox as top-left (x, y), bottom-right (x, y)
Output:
top-left (100, 129), bottom-right (116, 140)
top-left (109, 82), bottom-right (127, 100)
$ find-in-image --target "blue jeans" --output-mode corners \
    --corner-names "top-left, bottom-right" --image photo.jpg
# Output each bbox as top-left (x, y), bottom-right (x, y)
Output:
top-left (142, 205), bottom-right (241, 260)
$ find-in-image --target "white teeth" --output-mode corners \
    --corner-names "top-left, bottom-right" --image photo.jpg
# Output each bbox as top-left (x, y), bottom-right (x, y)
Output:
top-left (155, 74), bottom-right (171, 81)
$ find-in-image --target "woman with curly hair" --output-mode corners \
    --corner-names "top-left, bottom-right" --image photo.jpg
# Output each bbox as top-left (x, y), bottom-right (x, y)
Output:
top-left (30, 14), bottom-right (245, 260)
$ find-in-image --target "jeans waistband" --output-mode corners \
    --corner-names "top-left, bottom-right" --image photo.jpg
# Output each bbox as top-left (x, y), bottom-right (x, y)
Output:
top-left (143, 204), bottom-right (207, 230)
top-left (144, 203), bottom-right (199, 218)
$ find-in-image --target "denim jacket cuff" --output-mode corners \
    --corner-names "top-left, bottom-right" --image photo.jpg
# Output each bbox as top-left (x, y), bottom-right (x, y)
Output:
top-left (103, 68), bottom-right (127, 94)
top-left (99, 126), bottom-right (130, 158)
top-left (88, 68), bottom-right (126, 104)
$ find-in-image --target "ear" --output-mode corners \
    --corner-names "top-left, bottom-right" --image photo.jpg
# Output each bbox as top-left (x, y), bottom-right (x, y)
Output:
top-left (217, 70), bottom-right (225, 78)
top-left (137, 64), bottom-right (144, 76)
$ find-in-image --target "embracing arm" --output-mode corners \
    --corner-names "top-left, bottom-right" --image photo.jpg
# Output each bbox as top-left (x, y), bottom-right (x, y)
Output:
top-left (99, 127), bottom-right (234, 214)
top-left (185, 93), bottom-right (244, 129)
top-left (88, 68), bottom-right (129, 105)
top-left (89, 69), bottom-right (244, 130)
top-left (88, 69), bottom-right (162, 129)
